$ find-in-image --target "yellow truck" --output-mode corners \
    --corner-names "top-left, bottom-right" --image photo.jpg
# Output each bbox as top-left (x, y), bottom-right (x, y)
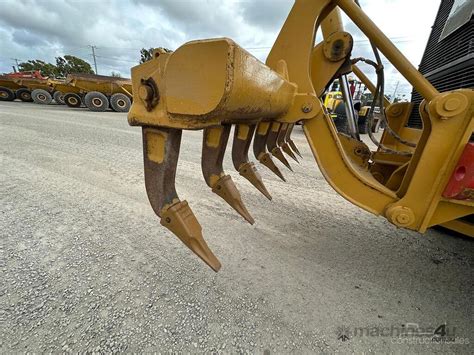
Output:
top-left (0, 71), bottom-right (62, 103)
top-left (58, 74), bottom-right (133, 112)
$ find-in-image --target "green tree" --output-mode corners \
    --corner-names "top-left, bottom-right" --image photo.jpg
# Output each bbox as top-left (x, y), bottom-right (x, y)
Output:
top-left (17, 55), bottom-right (94, 78)
top-left (110, 71), bottom-right (121, 77)
top-left (140, 47), bottom-right (172, 63)
top-left (140, 48), bottom-right (154, 63)
top-left (18, 60), bottom-right (58, 77)
top-left (361, 92), bottom-right (374, 106)
top-left (55, 55), bottom-right (94, 76)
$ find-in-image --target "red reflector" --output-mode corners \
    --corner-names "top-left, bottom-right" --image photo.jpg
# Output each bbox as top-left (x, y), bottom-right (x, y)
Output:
top-left (443, 142), bottom-right (474, 200)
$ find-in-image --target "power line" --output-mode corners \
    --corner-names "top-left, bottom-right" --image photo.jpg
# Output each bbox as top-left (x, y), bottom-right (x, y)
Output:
top-left (57, 36), bottom-right (413, 55)
top-left (94, 54), bottom-right (137, 63)
top-left (245, 37), bottom-right (415, 51)
top-left (97, 46), bottom-right (142, 51)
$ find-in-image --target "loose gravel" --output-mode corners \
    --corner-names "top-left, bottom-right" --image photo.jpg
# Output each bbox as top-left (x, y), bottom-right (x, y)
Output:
top-left (1, 102), bottom-right (473, 353)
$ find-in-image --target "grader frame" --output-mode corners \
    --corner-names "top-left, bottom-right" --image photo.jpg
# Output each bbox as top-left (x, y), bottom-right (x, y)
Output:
top-left (128, 0), bottom-right (473, 271)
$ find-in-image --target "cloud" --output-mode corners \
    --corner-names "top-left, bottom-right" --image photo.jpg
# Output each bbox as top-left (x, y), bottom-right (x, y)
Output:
top-left (0, 0), bottom-right (440, 96)
top-left (241, 0), bottom-right (292, 31)
top-left (11, 28), bottom-right (48, 47)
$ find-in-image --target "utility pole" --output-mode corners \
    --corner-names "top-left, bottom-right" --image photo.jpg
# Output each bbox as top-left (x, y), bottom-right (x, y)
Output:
top-left (391, 81), bottom-right (400, 102)
top-left (11, 58), bottom-right (20, 72)
top-left (88, 45), bottom-right (98, 74)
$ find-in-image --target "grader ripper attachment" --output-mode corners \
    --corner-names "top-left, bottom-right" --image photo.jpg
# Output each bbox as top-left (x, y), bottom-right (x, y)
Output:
top-left (128, 0), bottom-right (474, 271)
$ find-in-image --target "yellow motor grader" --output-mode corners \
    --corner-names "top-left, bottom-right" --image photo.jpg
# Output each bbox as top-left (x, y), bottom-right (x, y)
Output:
top-left (127, 0), bottom-right (473, 271)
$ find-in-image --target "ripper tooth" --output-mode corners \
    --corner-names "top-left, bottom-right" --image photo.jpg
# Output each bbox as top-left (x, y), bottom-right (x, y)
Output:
top-left (286, 124), bottom-right (303, 158)
top-left (142, 127), bottom-right (221, 271)
top-left (279, 123), bottom-right (299, 163)
top-left (267, 122), bottom-right (293, 171)
top-left (253, 122), bottom-right (286, 182)
top-left (232, 124), bottom-right (272, 200)
top-left (202, 126), bottom-right (255, 224)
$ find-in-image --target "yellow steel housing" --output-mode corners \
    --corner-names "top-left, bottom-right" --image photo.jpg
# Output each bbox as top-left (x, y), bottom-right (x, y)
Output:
top-left (128, 38), bottom-right (299, 129)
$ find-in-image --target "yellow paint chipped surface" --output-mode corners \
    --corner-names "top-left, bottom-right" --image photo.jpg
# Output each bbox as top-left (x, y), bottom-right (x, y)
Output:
top-left (146, 130), bottom-right (167, 164)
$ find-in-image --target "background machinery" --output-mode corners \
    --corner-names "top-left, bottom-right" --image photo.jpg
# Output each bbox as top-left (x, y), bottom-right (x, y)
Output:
top-left (127, 0), bottom-right (473, 271)
top-left (0, 70), bottom-right (58, 103)
top-left (323, 76), bottom-right (381, 134)
top-left (0, 71), bottom-right (133, 112)
top-left (59, 74), bottom-right (133, 112)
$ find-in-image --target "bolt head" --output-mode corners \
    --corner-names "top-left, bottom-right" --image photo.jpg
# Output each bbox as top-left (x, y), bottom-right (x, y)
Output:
top-left (386, 205), bottom-right (415, 227)
top-left (395, 213), bottom-right (410, 225)
top-left (138, 84), bottom-right (153, 101)
top-left (443, 97), bottom-right (460, 112)
top-left (301, 103), bottom-right (312, 113)
top-left (434, 92), bottom-right (468, 119)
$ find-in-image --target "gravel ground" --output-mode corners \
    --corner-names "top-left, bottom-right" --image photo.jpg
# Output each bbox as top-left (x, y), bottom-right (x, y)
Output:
top-left (1, 101), bottom-right (473, 353)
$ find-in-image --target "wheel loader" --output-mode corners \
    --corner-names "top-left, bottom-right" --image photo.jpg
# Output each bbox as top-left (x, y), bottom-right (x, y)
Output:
top-left (127, 0), bottom-right (473, 271)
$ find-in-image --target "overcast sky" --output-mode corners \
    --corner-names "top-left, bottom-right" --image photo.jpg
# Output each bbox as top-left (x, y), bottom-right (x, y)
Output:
top-left (0, 0), bottom-right (440, 97)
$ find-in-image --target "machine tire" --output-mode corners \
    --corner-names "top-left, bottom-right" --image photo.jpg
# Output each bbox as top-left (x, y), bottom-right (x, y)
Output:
top-left (0, 87), bottom-right (15, 101)
top-left (334, 113), bottom-right (348, 134)
top-left (16, 88), bottom-right (33, 102)
top-left (358, 118), bottom-right (369, 134)
top-left (64, 93), bottom-right (82, 108)
top-left (53, 91), bottom-right (65, 105)
top-left (32, 89), bottom-right (53, 104)
top-left (109, 93), bottom-right (131, 112)
top-left (84, 91), bottom-right (109, 112)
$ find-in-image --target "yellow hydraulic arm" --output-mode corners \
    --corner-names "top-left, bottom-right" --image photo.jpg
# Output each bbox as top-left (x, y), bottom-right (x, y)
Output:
top-left (128, 0), bottom-right (473, 271)
top-left (351, 65), bottom-right (391, 108)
